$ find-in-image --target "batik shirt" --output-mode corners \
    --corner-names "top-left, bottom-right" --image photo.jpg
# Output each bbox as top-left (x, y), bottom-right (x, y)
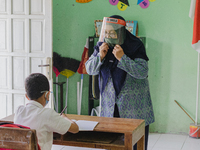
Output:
top-left (85, 53), bottom-right (155, 126)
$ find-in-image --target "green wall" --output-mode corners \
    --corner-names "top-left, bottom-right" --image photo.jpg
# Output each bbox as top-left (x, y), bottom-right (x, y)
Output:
top-left (53, 0), bottom-right (198, 134)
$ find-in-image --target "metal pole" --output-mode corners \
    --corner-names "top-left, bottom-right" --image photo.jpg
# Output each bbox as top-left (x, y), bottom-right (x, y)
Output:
top-left (195, 52), bottom-right (200, 125)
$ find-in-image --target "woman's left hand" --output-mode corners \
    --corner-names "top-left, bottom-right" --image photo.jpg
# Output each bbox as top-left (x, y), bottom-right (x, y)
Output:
top-left (112, 45), bottom-right (124, 61)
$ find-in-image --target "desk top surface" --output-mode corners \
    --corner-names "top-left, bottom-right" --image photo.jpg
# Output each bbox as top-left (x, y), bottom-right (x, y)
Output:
top-left (1, 114), bottom-right (145, 133)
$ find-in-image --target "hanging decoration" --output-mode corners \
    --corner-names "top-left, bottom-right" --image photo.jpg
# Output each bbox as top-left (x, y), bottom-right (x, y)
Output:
top-left (109, 0), bottom-right (119, 5)
top-left (76, 0), bottom-right (92, 3)
top-left (109, 0), bottom-right (129, 11)
top-left (117, 1), bottom-right (128, 11)
top-left (137, 0), bottom-right (144, 5)
top-left (109, 0), bottom-right (155, 10)
top-left (119, 0), bottom-right (129, 6)
top-left (139, 0), bottom-right (150, 9)
top-left (137, 0), bottom-right (150, 9)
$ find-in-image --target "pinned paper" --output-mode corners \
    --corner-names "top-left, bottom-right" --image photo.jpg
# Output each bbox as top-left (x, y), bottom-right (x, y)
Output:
top-left (139, 0), bottom-right (149, 9)
top-left (149, 0), bottom-right (156, 2)
top-left (109, 0), bottom-right (119, 5)
top-left (117, 1), bottom-right (128, 11)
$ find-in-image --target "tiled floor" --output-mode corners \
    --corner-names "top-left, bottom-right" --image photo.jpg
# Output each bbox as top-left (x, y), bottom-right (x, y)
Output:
top-left (51, 133), bottom-right (200, 150)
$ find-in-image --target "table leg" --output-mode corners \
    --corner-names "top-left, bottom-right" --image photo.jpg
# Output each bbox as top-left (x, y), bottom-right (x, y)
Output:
top-left (124, 133), bottom-right (133, 150)
top-left (137, 135), bottom-right (145, 150)
top-left (125, 122), bottom-right (145, 150)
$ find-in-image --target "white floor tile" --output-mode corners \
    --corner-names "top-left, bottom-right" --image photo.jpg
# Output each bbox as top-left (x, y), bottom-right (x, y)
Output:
top-left (51, 144), bottom-right (65, 150)
top-left (158, 134), bottom-right (187, 143)
top-left (152, 148), bottom-right (181, 150)
top-left (55, 145), bottom-right (105, 150)
top-left (150, 133), bottom-right (188, 150)
top-left (184, 136), bottom-right (200, 144)
top-left (153, 140), bottom-right (183, 149)
top-left (181, 142), bottom-right (200, 150)
top-left (61, 146), bottom-right (92, 150)
top-left (148, 133), bottom-right (161, 147)
top-left (147, 146), bottom-right (153, 150)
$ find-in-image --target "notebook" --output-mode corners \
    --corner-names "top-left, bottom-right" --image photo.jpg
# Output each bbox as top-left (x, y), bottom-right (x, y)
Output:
top-left (72, 120), bottom-right (99, 131)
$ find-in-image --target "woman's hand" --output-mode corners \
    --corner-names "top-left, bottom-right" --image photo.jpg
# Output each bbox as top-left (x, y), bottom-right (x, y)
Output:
top-left (113, 45), bottom-right (124, 61)
top-left (99, 43), bottom-right (109, 61)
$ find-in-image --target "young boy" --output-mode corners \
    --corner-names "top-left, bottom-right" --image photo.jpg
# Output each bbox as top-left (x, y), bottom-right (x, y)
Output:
top-left (14, 73), bottom-right (79, 150)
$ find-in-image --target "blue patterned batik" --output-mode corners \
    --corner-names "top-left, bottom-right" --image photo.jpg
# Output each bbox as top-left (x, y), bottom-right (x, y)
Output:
top-left (85, 53), bottom-right (155, 126)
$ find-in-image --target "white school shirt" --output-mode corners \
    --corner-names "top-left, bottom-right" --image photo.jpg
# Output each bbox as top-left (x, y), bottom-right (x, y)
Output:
top-left (14, 100), bottom-right (71, 150)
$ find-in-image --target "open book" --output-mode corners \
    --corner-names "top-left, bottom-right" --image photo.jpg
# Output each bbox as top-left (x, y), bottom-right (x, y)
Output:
top-left (72, 120), bottom-right (99, 131)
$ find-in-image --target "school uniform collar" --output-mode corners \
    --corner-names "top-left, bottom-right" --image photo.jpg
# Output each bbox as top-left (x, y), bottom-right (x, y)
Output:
top-left (26, 100), bottom-right (43, 108)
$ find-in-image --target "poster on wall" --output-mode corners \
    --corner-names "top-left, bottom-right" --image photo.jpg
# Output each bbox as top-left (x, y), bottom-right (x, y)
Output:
top-left (126, 20), bottom-right (138, 36)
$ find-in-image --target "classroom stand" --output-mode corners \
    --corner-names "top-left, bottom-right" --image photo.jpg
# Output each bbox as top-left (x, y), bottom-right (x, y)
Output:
top-left (53, 82), bottom-right (66, 113)
top-left (88, 36), bottom-right (100, 116)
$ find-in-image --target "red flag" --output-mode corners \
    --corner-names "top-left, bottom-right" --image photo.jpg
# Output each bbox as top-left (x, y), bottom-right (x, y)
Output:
top-left (190, 0), bottom-right (200, 51)
top-left (77, 38), bottom-right (89, 74)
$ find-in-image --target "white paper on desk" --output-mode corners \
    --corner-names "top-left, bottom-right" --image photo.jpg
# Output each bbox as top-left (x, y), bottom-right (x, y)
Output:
top-left (72, 120), bottom-right (98, 131)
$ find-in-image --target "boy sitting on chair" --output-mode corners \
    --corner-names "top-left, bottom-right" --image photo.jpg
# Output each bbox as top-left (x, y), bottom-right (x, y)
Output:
top-left (14, 73), bottom-right (79, 150)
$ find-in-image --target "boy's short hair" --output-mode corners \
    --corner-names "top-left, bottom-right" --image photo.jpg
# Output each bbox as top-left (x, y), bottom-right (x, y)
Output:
top-left (25, 73), bottom-right (49, 100)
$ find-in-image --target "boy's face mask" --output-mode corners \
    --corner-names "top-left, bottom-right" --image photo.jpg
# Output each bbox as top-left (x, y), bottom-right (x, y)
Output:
top-left (41, 91), bottom-right (49, 107)
top-left (45, 99), bottom-right (49, 106)
top-left (44, 91), bottom-right (49, 106)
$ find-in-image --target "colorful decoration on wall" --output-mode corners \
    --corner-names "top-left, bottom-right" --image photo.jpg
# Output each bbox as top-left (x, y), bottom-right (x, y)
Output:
top-left (109, 0), bottom-right (129, 11)
top-left (137, 0), bottom-right (155, 9)
top-left (117, 1), bottom-right (128, 11)
top-left (137, 0), bottom-right (144, 4)
top-left (119, 0), bottom-right (129, 6)
top-left (139, 0), bottom-right (150, 9)
top-left (109, 0), bottom-right (156, 10)
top-left (76, 0), bottom-right (92, 3)
top-left (109, 0), bottom-right (119, 5)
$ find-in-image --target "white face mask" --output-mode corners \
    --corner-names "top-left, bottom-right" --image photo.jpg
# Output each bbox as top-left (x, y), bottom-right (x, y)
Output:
top-left (44, 91), bottom-right (49, 106)
top-left (41, 91), bottom-right (49, 106)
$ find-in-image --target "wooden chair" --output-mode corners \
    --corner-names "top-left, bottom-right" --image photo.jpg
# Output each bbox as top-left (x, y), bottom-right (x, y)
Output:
top-left (0, 126), bottom-right (38, 150)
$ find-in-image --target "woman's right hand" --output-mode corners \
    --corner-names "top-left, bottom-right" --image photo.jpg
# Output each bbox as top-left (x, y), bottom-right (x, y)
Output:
top-left (99, 43), bottom-right (109, 61)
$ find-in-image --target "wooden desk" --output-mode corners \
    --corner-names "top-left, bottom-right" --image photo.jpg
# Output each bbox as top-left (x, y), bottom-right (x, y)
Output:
top-left (1, 114), bottom-right (145, 150)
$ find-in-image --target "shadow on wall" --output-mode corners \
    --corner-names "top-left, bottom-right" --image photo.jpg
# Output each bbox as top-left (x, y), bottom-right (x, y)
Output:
top-left (147, 38), bottom-right (172, 133)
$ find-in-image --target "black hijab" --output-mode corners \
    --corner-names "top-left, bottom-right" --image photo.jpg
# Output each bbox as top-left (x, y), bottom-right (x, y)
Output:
top-left (93, 15), bottom-right (148, 96)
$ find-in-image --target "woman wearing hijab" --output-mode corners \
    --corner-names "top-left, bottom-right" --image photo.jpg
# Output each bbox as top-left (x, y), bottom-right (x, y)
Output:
top-left (85, 15), bottom-right (154, 150)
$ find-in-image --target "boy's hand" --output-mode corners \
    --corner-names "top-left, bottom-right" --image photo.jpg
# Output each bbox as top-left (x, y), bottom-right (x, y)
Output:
top-left (99, 43), bottom-right (109, 61)
top-left (61, 114), bottom-right (79, 133)
top-left (112, 45), bottom-right (124, 61)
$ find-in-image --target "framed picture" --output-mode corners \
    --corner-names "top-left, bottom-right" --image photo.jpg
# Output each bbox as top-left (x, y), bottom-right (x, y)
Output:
top-left (94, 20), bottom-right (103, 37)
top-left (126, 20), bottom-right (138, 36)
